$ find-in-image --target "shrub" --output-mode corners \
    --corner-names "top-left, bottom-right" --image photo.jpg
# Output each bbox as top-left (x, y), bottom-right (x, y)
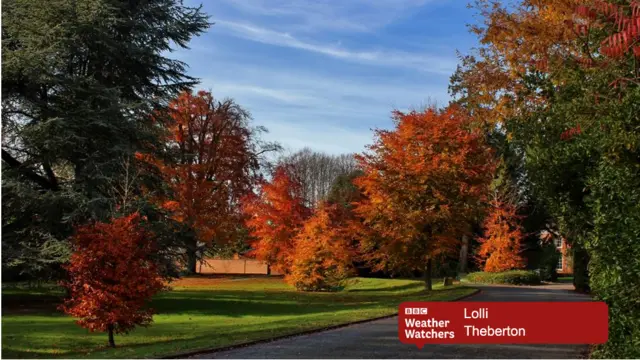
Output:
top-left (60, 213), bottom-right (166, 347)
top-left (286, 204), bottom-right (354, 292)
top-left (537, 242), bottom-right (560, 282)
top-left (465, 270), bottom-right (541, 285)
top-left (476, 199), bottom-right (526, 272)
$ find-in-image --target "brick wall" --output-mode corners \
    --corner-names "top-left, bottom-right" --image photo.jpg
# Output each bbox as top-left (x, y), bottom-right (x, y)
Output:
top-left (197, 258), bottom-right (282, 275)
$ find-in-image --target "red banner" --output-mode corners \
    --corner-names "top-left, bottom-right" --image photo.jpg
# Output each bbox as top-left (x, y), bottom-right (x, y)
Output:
top-left (398, 301), bottom-right (608, 348)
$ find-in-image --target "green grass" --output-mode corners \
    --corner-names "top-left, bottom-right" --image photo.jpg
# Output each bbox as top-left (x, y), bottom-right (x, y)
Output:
top-left (2, 277), bottom-right (475, 359)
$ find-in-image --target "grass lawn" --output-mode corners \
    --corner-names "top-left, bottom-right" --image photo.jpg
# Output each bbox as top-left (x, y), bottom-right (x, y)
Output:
top-left (2, 276), bottom-right (475, 359)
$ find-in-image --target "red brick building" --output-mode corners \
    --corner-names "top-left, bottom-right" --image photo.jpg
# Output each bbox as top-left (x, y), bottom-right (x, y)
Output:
top-left (554, 237), bottom-right (573, 275)
top-left (540, 230), bottom-right (573, 275)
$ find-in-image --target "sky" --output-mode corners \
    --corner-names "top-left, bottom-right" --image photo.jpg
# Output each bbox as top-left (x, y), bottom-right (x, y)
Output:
top-left (175, 0), bottom-right (480, 156)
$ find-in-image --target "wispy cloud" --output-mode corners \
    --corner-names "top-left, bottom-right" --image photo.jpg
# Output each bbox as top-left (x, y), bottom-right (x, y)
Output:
top-left (214, 20), bottom-right (458, 75)
top-left (200, 63), bottom-right (449, 115)
top-left (215, 0), bottom-right (432, 33)
top-left (259, 118), bottom-right (375, 155)
top-left (178, 0), bottom-right (473, 155)
top-left (195, 64), bottom-right (450, 155)
top-left (209, 83), bottom-right (315, 103)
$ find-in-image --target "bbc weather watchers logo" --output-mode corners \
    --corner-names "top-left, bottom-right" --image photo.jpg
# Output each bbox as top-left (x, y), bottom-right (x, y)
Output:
top-left (405, 307), bottom-right (428, 315)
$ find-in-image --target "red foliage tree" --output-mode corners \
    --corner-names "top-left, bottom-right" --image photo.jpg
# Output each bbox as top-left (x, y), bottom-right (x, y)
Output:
top-left (137, 90), bottom-right (264, 273)
top-left (287, 202), bottom-right (355, 291)
top-left (243, 165), bottom-right (311, 274)
top-left (573, 1), bottom-right (640, 60)
top-left (570, 0), bottom-right (640, 88)
top-left (354, 106), bottom-right (495, 289)
top-left (476, 199), bottom-right (526, 273)
top-left (60, 213), bottom-right (165, 347)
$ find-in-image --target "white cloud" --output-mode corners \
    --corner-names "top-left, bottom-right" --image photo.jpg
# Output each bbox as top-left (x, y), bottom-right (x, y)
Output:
top-left (196, 65), bottom-right (450, 155)
top-left (179, 0), bottom-right (459, 155)
top-left (201, 63), bottom-right (449, 114)
top-left (213, 20), bottom-right (458, 75)
top-left (215, 0), bottom-right (432, 33)
top-left (210, 83), bottom-right (315, 103)
top-left (259, 118), bottom-right (374, 155)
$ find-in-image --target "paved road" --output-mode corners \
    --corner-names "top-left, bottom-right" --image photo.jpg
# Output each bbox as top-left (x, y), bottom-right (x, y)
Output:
top-left (191, 284), bottom-right (591, 359)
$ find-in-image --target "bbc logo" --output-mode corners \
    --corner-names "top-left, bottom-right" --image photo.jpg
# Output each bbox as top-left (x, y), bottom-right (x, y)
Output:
top-left (405, 307), bottom-right (428, 315)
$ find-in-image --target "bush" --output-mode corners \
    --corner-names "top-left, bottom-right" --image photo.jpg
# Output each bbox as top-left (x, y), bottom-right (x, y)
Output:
top-left (585, 161), bottom-right (640, 359)
top-left (465, 270), bottom-right (541, 285)
top-left (537, 242), bottom-right (560, 282)
top-left (286, 204), bottom-right (354, 292)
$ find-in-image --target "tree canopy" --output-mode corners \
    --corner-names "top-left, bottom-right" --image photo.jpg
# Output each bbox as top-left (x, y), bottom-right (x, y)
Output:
top-left (1, 0), bottom-right (210, 279)
top-left (354, 106), bottom-right (495, 289)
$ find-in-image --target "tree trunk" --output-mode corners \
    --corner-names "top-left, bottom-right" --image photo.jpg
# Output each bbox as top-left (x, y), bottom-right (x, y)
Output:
top-left (424, 258), bottom-right (433, 291)
top-left (187, 250), bottom-right (197, 274)
top-left (186, 237), bottom-right (198, 274)
top-left (108, 324), bottom-right (115, 348)
top-left (572, 245), bottom-right (590, 293)
top-left (458, 234), bottom-right (469, 275)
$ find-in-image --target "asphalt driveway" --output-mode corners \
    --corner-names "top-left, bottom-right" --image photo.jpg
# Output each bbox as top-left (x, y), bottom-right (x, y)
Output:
top-left (190, 284), bottom-right (592, 359)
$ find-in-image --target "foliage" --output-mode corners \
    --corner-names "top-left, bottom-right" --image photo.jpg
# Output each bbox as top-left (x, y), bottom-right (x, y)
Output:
top-left (452, 1), bottom-right (640, 357)
top-left (287, 203), bottom-right (355, 291)
top-left (1, 0), bottom-right (210, 280)
top-left (243, 165), bottom-right (311, 274)
top-left (537, 242), bottom-right (560, 282)
top-left (465, 270), bottom-right (541, 285)
top-left (327, 169), bottom-right (365, 208)
top-left (354, 106), bottom-right (495, 287)
top-left (476, 199), bottom-right (526, 272)
top-left (59, 213), bottom-right (166, 347)
top-left (572, 1), bottom-right (640, 68)
top-left (137, 90), bottom-right (278, 273)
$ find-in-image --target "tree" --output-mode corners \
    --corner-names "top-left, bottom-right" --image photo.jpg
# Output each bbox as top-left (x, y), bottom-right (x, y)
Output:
top-left (243, 165), bottom-right (311, 274)
top-left (279, 148), bottom-right (359, 207)
top-left (60, 213), bottom-right (166, 348)
top-left (287, 203), bottom-right (355, 291)
top-left (137, 90), bottom-right (277, 273)
top-left (452, 1), bottom-right (640, 357)
top-left (1, 0), bottom-right (210, 280)
top-left (476, 199), bottom-right (526, 272)
top-left (327, 169), bottom-right (365, 208)
top-left (354, 106), bottom-right (494, 290)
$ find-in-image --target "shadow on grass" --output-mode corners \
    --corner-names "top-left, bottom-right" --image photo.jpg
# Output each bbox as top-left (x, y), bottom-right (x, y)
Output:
top-left (345, 283), bottom-right (424, 293)
top-left (2, 286), bottom-right (473, 359)
top-left (3, 314), bottom-right (395, 359)
top-left (2, 294), bottom-right (62, 314)
top-left (151, 287), bottom-right (466, 316)
top-left (151, 290), bottom-right (389, 317)
top-left (3, 285), bottom-right (467, 318)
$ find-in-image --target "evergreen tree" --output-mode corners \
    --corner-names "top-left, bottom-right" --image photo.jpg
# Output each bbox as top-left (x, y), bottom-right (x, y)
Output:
top-left (1, 0), bottom-right (210, 280)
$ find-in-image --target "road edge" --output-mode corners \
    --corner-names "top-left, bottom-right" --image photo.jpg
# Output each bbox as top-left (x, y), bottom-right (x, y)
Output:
top-left (162, 287), bottom-right (482, 359)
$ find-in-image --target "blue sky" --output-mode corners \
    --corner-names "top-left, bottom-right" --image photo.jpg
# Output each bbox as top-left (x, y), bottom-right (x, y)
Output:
top-left (176, 0), bottom-right (479, 155)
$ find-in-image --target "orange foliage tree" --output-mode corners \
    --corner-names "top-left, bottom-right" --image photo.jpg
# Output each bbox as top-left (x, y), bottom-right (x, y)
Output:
top-left (354, 106), bottom-right (495, 289)
top-left (450, 0), bottom-right (583, 127)
top-left (476, 199), bottom-right (526, 272)
top-left (287, 202), bottom-right (355, 291)
top-left (243, 165), bottom-right (311, 274)
top-left (137, 90), bottom-right (267, 273)
top-left (60, 213), bottom-right (165, 348)
top-left (452, 0), bottom-right (640, 127)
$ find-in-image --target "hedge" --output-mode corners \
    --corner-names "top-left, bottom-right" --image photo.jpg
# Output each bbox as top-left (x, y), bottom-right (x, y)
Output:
top-left (464, 270), bottom-right (542, 285)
